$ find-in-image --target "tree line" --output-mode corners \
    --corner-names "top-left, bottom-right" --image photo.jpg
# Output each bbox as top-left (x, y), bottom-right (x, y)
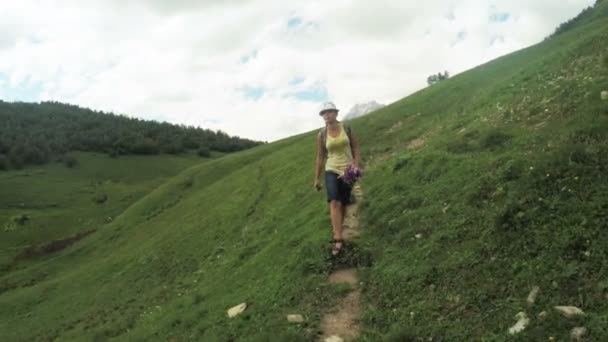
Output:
top-left (546, 0), bottom-right (604, 39)
top-left (0, 101), bottom-right (263, 170)
top-left (427, 71), bottom-right (450, 86)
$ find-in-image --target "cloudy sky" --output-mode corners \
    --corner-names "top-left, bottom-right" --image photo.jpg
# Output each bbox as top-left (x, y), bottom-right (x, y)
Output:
top-left (0, 0), bottom-right (595, 141)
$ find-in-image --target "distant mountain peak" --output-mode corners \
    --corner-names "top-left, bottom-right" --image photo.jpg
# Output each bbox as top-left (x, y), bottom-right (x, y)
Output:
top-left (343, 101), bottom-right (385, 120)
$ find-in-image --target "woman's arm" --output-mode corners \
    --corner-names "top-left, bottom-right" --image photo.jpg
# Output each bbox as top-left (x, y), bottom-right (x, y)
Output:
top-left (314, 132), bottom-right (325, 190)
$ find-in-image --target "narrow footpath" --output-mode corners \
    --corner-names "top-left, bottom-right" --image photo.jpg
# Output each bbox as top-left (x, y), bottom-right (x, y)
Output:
top-left (319, 184), bottom-right (363, 342)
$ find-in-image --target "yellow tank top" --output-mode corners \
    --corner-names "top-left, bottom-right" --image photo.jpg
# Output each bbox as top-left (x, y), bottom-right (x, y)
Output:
top-left (325, 123), bottom-right (353, 176)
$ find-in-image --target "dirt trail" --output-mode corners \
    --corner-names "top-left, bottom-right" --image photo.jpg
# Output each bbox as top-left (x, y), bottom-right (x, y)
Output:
top-left (319, 184), bottom-right (363, 342)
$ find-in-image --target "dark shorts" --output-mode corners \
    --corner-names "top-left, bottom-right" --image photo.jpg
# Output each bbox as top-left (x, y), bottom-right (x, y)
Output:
top-left (325, 171), bottom-right (353, 205)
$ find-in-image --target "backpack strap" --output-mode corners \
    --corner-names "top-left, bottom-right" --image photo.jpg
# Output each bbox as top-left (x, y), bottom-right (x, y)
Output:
top-left (342, 123), bottom-right (355, 151)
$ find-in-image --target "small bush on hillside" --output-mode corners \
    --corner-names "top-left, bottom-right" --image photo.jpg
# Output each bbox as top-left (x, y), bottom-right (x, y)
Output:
top-left (63, 154), bottom-right (78, 168)
top-left (161, 142), bottom-right (184, 154)
top-left (93, 193), bottom-right (108, 204)
top-left (570, 122), bottom-right (608, 144)
top-left (197, 147), bottom-right (211, 158)
top-left (181, 176), bottom-right (194, 189)
top-left (404, 196), bottom-right (424, 209)
top-left (131, 138), bottom-right (160, 155)
top-left (392, 153), bottom-right (411, 172)
top-left (568, 143), bottom-right (594, 165)
top-left (495, 200), bottom-right (529, 231)
top-left (467, 174), bottom-right (499, 207)
top-left (0, 154), bottom-right (8, 170)
top-left (480, 130), bottom-right (512, 150)
top-left (12, 214), bottom-right (30, 226)
top-left (446, 139), bottom-right (475, 153)
top-left (500, 159), bottom-right (524, 181)
top-left (427, 71), bottom-right (450, 85)
top-left (385, 326), bottom-right (416, 342)
top-left (108, 149), bottom-right (120, 158)
top-left (8, 151), bottom-right (25, 169)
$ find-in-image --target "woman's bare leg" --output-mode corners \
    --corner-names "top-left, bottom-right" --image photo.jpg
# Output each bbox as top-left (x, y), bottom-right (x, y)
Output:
top-left (341, 201), bottom-right (347, 228)
top-left (329, 200), bottom-right (344, 241)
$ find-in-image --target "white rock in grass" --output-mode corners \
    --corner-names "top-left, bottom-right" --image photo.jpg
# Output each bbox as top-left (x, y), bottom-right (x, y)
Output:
top-left (415, 234), bottom-right (423, 239)
top-left (538, 311), bottom-right (548, 320)
top-left (601, 90), bottom-right (608, 100)
top-left (571, 327), bottom-right (587, 341)
top-left (287, 314), bottom-right (304, 323)
top-left (527, 286), bottom-right (540, 305)
top-left (325, 335), bottom-right (344, 342)
top-left (508, 312), bottom-right (530, 334)
top-left (227, 303), bottom-right (247, 318)
top-left (554, 306), bottom-right (584, 318)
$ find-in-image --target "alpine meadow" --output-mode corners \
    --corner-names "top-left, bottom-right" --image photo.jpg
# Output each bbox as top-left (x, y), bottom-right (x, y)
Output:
top-left (1, 1), bottom-right (608, 341)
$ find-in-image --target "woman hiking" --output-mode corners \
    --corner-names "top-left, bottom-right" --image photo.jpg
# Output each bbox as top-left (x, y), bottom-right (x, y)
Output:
top-left (313, 101), bottom-right (361, 256)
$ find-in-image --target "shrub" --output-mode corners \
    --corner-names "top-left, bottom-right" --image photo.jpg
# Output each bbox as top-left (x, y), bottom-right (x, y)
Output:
top-left (93, 193), bottom-right (108, 204)
top-left (131, 138), bottom-right (160, 155)
top-left (500, 159), bottom-right (524, 181)
top-left (8, 148), bottom-right (25, 169)
top-left (63, 154), bottom-right (78, 168)
top-left (0, 154), bottom-right (8, 170)
top-left (181, 176), bottom-right (194, 188)
top-left (108, 149), bottom-right (119, 158)
top-left (481, 130), bottom-right (512, 150)
top-left (446, 139), bottom-right (475, 153)
top-left (495, 200), bottom-right (529, 231)
top-left (162, 142), bottom-right (184, 154)
top-left (12, 214), bottom-right (30, 226)
top-left (198, 147), bottom-right (211, 158)
top-left (392, 153), bottom-right (411, 172)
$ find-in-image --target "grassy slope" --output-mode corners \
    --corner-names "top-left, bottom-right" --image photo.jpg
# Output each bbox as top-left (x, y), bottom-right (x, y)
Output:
top-left (1, 137), bottom-right (343, 341)
top-left (1, 2), bottom-right (607, 341)
top-left (0, 152), bottom-right (204, 271)
top-left (357, 3), bottom-right (608, 340)
top-left (0, 152), bottom-right (205, 266)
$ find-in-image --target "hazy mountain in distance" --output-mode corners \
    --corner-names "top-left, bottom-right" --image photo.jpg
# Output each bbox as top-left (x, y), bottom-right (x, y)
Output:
top-left (342, 101), bottom-right (385, 120)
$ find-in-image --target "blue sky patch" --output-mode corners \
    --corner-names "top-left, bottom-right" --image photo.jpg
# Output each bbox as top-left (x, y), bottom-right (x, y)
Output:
top-left (457, 30), bottom-right (467, 41)
top-left (286, 16), bottom-right (319, 32)
top-left (289, 77), bottom-right (305, 86)
top-left (0, 73), bottom-right (43, 102)
top-left (285, 84), bottom-right (328, 102)
top-left (240, 49), bottom-right (258, 64)
top-left (287, 16), bottom-right (303, 28)
top-left (490, 12), bottom-right (510, 22)
top-left (239, 85), bottom-right (266, 100)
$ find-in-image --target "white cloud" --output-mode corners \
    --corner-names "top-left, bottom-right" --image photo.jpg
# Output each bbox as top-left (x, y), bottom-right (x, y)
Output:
top-left (0, 0), bottom-right (596, 141)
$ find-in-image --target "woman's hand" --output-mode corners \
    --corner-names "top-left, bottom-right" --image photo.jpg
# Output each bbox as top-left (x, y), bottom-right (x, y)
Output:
top-left (313, 180), bottom-right (322, 191)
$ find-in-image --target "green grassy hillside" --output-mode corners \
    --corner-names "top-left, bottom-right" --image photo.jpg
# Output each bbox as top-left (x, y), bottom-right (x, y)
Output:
top-left (1, 2), bottom-right (607, 341)
top-left (0, 152), bottom-right (204, 270)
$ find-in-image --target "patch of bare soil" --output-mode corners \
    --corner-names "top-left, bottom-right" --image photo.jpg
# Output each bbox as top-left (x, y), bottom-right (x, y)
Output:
top-left (15, 229), bottom-right (96, 260)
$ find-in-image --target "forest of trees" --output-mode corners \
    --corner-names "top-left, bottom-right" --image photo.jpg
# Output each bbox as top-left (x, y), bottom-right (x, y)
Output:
top-left (547, 0), bottom-right (604, 39)
top-left (0, 101), bottom-right (263, 170)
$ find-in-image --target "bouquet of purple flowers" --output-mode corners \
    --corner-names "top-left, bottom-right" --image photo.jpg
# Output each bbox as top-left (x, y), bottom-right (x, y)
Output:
top-left (342, 165), bottom-right (363, 185)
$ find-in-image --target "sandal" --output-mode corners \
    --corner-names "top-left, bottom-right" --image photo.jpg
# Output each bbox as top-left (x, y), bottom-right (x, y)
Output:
top-left (331, 238), bottom-right (344, 256)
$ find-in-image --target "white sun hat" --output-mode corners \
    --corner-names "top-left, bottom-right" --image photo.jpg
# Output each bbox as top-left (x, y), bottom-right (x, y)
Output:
top-left (319, 101), bottom-right (339, 115)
